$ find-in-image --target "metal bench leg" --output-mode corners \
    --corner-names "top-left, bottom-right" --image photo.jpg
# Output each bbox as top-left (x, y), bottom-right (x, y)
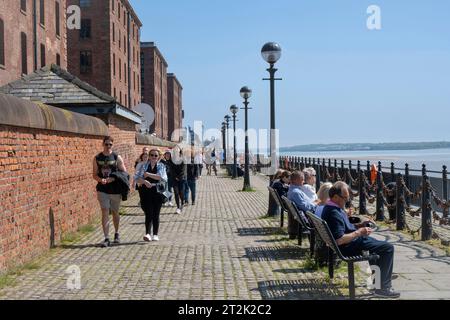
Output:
top-left (348, 262), bottom-right (355, 300)
top-left (280, 209), bottom-right (284, 228)
top-left (328, 248), bottom-right (334, 279)
top-left (298, 224), bottom-right (302, 246)
top-left (309, 231), bottom-right (315, 258)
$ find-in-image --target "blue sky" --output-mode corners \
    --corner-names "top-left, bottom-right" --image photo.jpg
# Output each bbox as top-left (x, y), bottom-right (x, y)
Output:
top-left (130, 0), bottom-right (450, 147)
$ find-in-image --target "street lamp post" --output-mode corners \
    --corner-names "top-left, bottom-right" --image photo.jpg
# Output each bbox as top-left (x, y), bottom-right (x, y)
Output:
top-left (262, 42), bottom-right (282, 216)
top-left (230, 105), bottom-right (239, 179)
top-left (240, 87), bottom-right (252, 191)
top-left (221, 122), bottom-right (226, 166)
top-left (224, 115), bottom-right (231, 165)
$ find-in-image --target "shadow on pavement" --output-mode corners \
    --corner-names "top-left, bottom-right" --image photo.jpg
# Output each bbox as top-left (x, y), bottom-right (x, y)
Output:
top-left (244, 246), bottom-right (308, 261)
top-left (257, 279), bottom-right (346, 300)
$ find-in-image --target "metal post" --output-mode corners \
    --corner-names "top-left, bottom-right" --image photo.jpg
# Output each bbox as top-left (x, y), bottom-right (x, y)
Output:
top-left (367, 161), bottom-right (371, 182)
top-left (396, 174), bottom-right (405, 231)
top-left (376, 161), bottom-right (385, 221)
top-left (422, 174), bottom-right (432, 241)
top-left (243, 97), bottom-right (251, 191)
top-left (405, 164), bottom-right (411, 207)
top-left (391, 162), bottom-right (395, 183)
top-left (359, 169), bottom-right (367, 215)
top-left (232, 114), bottom-right (238, 179)
top-left (443, 166), bottom-right (448, 219)
top-left (316, 159), bottom-right (321, 190)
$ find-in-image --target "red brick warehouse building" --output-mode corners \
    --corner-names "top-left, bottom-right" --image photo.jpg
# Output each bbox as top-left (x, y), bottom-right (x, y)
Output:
top-left (0, 0), bottom-right (67, 86)
top-left (140, 42), bottom-right (169, 140)
top-left (67, 0), bottom-right (142, 109)
top-left (167, 73), bottom-right (183, 142)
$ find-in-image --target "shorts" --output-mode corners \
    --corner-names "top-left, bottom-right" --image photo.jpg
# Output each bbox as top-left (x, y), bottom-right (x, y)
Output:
top-left (97, 192), bottom-right (122, 213)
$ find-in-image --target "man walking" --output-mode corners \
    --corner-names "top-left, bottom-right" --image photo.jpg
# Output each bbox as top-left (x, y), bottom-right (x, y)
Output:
top-left (93, 136), bottom-right (127, 247)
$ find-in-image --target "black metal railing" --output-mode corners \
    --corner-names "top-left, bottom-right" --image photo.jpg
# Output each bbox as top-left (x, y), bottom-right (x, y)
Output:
top-left (276, 156), bottom-right (450, 242)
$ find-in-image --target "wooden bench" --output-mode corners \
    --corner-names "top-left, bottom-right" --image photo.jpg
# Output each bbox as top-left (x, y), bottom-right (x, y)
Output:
top-left (267, 186), bottom-right (287, 228)
top-left (281, 196), bottom-right (316, 256)
top-left (305, 211), bottom-right (380, 299)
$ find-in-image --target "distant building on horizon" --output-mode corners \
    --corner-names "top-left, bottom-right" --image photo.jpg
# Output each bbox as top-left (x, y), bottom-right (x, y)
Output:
top-left (0, 0), bottom-right (67, 86)
top-left (67, 0), bottom-right (142, 109)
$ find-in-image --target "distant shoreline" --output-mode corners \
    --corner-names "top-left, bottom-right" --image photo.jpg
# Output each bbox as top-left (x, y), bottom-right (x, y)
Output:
top-left (280, 142), bottom-right (450, 153)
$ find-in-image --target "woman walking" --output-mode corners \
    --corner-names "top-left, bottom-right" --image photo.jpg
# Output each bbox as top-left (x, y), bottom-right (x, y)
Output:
top-left (136, 149), bottom-right (167, 242)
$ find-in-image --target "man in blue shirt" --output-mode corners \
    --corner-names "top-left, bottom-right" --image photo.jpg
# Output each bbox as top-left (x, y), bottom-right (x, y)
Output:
top-left (287, 171), bottom-right (318, 239)
top-left (321, 182), bottom-right (400, 298)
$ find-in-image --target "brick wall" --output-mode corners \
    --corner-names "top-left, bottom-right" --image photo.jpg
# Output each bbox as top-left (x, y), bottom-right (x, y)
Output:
top-left (0, 125), bottom-right (103, 273)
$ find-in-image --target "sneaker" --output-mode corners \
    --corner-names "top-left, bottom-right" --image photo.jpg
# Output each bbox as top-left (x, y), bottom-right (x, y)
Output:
top-left (101, 238), bottom-right (110, 248)
top-left (152, 235), bottom-right (159, 241)
top-left (143, 234), bottom-right (152, 242)
top-left (192, 202), bottom-right (195, 206)
top-left (168, 202), bottom-right (175, 207)
top-left (391, 274), bottom-right (399, 280)
top-left (374, 288), bottom-right (401, 298)
top-left (113, 233), bottom-right (120, 244)
top-left (176, 208), bottom-right (181, 214)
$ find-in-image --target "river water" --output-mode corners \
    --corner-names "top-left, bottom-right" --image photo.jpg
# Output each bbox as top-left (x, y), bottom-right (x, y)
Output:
top-left (280, 148), bottom-right (450, 176)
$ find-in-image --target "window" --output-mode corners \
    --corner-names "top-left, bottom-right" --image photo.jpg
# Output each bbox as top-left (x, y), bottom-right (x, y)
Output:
top-left (0, 19), bottom-right (4, 67)
top-left (112, 23), bottom-right (115, 42)
top-left (119, 58), bottom-right (121, 80)
top-left (123, 10), bottom-right (126, 27)
top-left (80, 19), bottom-right (91, 39)
top-left (124, 35), bottom-right (126, 53)
top-left (118, 29), bottom-right (121, 48)
top-left (21, 33), bottom-right (27, 74)
top-left (118, 5), bottom-right (120, 20)
top-left (124, 63), bottom-right (127, 83)
top-left (21, 0), bottom-right (27, 12)
top-left (55, 1), bottom-right (60, 37)
top-left (80, 51), bottom-right (92, 74)
top-left (56, 53), bottom-right (60, 66)
top-left (79, 0), bottom-right (91, 7)
top-left (111, 0), bottom-right (114, 12)
top-left (40, 0), bottom-right (45, 25)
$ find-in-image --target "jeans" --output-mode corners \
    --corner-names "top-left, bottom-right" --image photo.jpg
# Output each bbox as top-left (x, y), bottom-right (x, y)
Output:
top-left (184, 180), bottom-right (197, 203)
top-left (340, 236), bottom-right (395, 290)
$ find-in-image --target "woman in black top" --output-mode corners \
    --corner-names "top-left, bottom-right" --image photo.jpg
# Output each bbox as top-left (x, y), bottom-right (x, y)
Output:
top-left (136, 149), bottom-right (168, 242)
top-left (272, 170), bottom-right (291, 198)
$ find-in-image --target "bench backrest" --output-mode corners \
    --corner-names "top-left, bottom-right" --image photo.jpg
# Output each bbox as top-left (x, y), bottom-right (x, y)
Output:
top-left (268, 186), bottom-right (287, 212)
top-left (281, 196), bottom-right (313, 230)
top-left (305, 211), bottom-right (345, 260)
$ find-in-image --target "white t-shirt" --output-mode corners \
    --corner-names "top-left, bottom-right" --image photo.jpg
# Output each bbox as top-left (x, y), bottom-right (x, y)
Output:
top-left (194, 154), bottom-right (203, 165)
top-left (299, 184), bottom-right (318, 202)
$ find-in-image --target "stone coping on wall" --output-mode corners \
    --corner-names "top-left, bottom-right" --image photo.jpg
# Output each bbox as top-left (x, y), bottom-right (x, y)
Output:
top-left (0, 94), bottom-right (108, 136)
top-left (136, 133), bottom-right (177, 148)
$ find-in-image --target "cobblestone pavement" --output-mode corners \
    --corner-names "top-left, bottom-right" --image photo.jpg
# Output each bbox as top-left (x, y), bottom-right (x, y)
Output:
top-left (1, 171), bottom-right (449, 300)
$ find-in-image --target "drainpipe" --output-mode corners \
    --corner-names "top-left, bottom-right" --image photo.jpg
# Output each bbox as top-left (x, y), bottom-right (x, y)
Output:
top-left (127, 12), bottom-right (131, 108)
top-left (33, 0), bottom-right (38, 70)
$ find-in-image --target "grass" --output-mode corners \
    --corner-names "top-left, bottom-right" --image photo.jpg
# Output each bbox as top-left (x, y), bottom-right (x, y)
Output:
top-left (0, 261), bottom-right (42, 290)
top-left (60, 220), bottom-right (98, 246)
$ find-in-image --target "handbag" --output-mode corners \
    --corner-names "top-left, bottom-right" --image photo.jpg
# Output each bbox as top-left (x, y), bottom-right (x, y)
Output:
top-left (156, 181), bottom-right (172, 204)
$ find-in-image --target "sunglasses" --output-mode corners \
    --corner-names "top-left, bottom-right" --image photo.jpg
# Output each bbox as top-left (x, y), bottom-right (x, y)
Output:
top-left (150, 154), bottom-right (159, 158)
top-left (104, 143), bottom-right (113, 147)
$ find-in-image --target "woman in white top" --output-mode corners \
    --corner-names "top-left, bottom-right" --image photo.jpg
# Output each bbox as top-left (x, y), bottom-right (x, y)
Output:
top-left (315, 182), bottom-right (333, 218)
top-left (299, 167), bottom-right (318, 201)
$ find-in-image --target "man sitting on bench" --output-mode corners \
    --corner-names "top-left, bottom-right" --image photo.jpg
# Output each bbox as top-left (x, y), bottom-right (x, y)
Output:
top-left (321, 181), bottom-right (400, 298)
top-left (287, 171), bottom-right (318, 213)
